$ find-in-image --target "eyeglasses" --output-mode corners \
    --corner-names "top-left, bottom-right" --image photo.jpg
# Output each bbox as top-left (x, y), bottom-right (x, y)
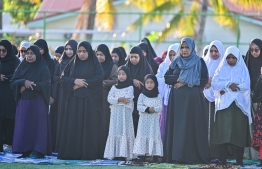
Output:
top-left (0, 49), bottom-right (7, 53)
top-left (20, 50), bottom-right (26, 53)
top-left (210, 50), bottom-right (219, 53)
top-left (250, 48), bottom-right (260, 53)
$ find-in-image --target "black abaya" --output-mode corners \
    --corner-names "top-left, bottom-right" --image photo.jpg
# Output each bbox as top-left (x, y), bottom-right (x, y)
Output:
top-left (57, 41), bottom-right (103, 160)
top-left (164, 59), bottom-right (210, 164)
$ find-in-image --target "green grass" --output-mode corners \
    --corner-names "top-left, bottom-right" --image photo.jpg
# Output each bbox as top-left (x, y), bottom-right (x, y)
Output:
top-left (0, 163), bottom-right (146, 169)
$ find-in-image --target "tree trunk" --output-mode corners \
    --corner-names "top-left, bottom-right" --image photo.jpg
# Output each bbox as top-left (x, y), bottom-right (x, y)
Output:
top-left (195, 0), bottom-right (208, 55)
top-left (0, 0), bottom-right (3, 38)
top-left (85, 0), bottom-right (96, 40)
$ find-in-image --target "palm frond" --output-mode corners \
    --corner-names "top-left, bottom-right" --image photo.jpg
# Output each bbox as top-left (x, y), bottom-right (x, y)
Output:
top-left (96, 0), bottom-right (116, 30)
top-left (177, 2), bottom-right (199, 37)
top-left (156, 9), bottom-right (184, 42)
top-left (127, 0), bottom-right (182, 31)
top-left (210, 0), bottom-right (237, 31)
top-left (227, 0), bottom-right (262, 10)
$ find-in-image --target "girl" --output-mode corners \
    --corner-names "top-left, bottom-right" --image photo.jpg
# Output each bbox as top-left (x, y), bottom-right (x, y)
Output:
top-left (212, 46), bottom-right (251, 166)
top-left (133, 74), bottom-right (163, 162)
top-left (104, 65), bottom-right (135, 160)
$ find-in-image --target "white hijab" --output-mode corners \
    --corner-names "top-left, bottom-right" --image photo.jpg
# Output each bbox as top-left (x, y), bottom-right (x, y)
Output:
top-left (211, 46), bottom-right (252, 124)
top-left (156, 43), bottom-right (180, 105)
top-left (203, 40), bottom-right (225, 102)
top-left (202, 45), bottom-right (209, 58)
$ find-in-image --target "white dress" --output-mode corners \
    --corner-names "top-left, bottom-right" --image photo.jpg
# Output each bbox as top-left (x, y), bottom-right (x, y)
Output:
top-left (133, 94), bottom-right (163, 156)
top-left (103, 85), bottom-right (135, 160)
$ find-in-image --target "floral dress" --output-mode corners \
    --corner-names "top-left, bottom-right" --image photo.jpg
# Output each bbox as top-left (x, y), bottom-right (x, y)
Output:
top-left (133, 94), bottom-right (163, 156)
top-left (103, 86), bottom-right (135, 160)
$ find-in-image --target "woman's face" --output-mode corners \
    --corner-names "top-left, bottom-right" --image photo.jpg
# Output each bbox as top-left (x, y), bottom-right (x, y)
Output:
top-left (38, 47), bottom-right (44, 55)
top-left (77, 46), bottom-right (88, 61)
top-left (96, 51), bottom-right (105, 63)
top-left (130, 53), bottom-right (140, 65)
top-left (25, 49), bottom-right (36, 63)
top-left (250, 43), bottom-right (260, 58)
top-left (210, 46), bottom-right (220, 60)
top-left (55, 53), bottom-right (62, 61)
top-left (169, 50), bottom-right (176, 61)
top-left (180, 42), bottom-right (190, 58)
top-left (226, 54), bottom-right (237, 66)
top-left (145, 78), bottom-right (155, 91)
top-left (118, 70), bottom-right (127, 82)
top-left (0, 46), bottom-right (7, 58)
top-left (111, 53), bottom-right (119, 63)
top-left (65, 44), bottom-right (74, 57)
top-left (20, 47), bottom-right (27, 58)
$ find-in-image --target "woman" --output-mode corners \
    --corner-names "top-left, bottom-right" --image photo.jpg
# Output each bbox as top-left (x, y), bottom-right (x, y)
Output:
top-left (57, 41), bottom-right (103, 160)
top-left (211, 46), bottom-right (251, 166)
top-left (203, 40), bottom-right (224, 159)
top-left (95, 44), bottom-right (118, 158)
top-left (202, 45), bottom-right (210, 58)
top-left (34, 39), bottom-right (55, 79)
top-left (244, 38), bottom-right (262, 160)
top-left (156, 43), bottom-right (179, 143)
top-left (18, 41), bottom-right (31, 61)
top-left (10, 45), bottom-right (51, 158)
top-left (244, 39), bottom-right (262, 91)
top-left (141, 37), bottom-right (157, 58)
top-left (138, 42), bottom-right (159, 74)
top-left (52, 39), bottom-right (77, 153)
top-left (125, 46), bottom-right (153, 135)
top-left (0, 39), bottom-right (20, 152)
top-left (164, 37), bottom-right (209, 164)
top-left (118, 46), bottom-right (127, 61)
top-left (111, 47), bottom-right (126, 67)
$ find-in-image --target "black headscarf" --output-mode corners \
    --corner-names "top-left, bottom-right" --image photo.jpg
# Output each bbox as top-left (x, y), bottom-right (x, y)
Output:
top-left (10, 45), bottom-right (51, 106)
top-left (244, 38), bottom-right (262, 91)
top-left (111, 47), bottom-right (126, 66)
top-left (118, 46), bottom-right (127, 59)
top-left (55, 46), bottom-right (65, 55)
top-left (141, 37), bottom-right (157, 58)
top-left (138, 42), bottom-right (159, 74)
top-left (59, 39), bottom-right (77, 71)
top-left (61, 41), bottom-right (103, 99)
top-left (34, 39), bottom-right (55, 78)
top-left (0, 40), bottom-right (16, 62)
top-left (125, 46), bottom-right (153, 82)
top-left (0, 40), bottom-right (20, 77)
top-left (142, 74), bottom-right (159, 98)
top-left (115, 65), bottom-right (133, 89)
top-left (95, 44), bottom-right (114, 80)
top-left (12, 45), bottom-right (18, 56)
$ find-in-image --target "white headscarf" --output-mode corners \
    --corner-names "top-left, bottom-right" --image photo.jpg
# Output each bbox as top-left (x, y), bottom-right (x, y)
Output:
top-left (202, 45), bottom-right (209, 58)
top-left (156, 43), bottom-right (180, 105)
top-left (203, 40), bottom-right (225, 102)
top-left (211, 46), bottom-right (251, 124)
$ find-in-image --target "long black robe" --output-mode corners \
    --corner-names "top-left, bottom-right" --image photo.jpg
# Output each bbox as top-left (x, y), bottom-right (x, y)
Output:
top-left (95, 44), bottom-right (117, 158)
top-left (50, 39), bottom-right (77, 152)
top-left (0, 40), bottom-right (20, 145)
top-left (57, 41), bottom-right (103, 160)
top-left (164, 58), bottom-right (210, 164)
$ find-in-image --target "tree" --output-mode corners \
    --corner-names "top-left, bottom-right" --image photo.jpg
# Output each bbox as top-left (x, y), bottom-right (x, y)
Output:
top-left (126, 0), bottom-right (262, 53)
top-left (73, 0), bottom-right (115, 40)
top-left (3, 0), bottom-right (42, 24)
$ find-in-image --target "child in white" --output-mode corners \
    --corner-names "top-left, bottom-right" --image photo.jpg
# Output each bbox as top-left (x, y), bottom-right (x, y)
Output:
top-left (104, 66), bottom-right (135, 160)
top-left (133, 74), bottom-right (163, 159)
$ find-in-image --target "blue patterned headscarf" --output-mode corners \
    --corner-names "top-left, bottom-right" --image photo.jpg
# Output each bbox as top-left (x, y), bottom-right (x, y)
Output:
top-left (170, 37), bottom-right (202, 87)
